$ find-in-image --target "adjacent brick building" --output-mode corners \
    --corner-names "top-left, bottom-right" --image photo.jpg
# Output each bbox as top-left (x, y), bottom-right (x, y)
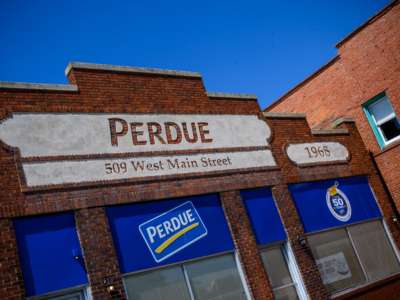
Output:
top-left (266, 0), bottom-right (400, 214)
top-left (0, 61), bottom-right (400, 300)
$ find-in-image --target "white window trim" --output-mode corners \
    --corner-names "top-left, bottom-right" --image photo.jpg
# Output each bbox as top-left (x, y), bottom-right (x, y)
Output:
top-left (235, 250), bottom-right (254, 300)
top-left (285, 242), bottom-right (309, 300)
top-left (182, 265), bottom-right (195, 300)
top-left (368, 96), bottom-right (400, 146)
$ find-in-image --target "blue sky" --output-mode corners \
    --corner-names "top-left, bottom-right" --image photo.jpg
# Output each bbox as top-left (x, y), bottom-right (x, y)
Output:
top-left (0, 0), bottom-right (390, 108)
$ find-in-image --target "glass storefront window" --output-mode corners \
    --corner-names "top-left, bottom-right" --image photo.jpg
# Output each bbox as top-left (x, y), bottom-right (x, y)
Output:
top-left (307, 228), bottom-right (366, 293)
top-left (123, 253), bottom-right (248, 300)
top-left (273, 285), bottom-right (299, 300)
top-left (185, 254), bottom-right (246, 300)
top-left (33, 287), bottom-right (88, 300)
top-left (47, 291), bottom-right (86, 300)
top-left (307, 220), bottom-right (400, 295)
top-left (261, 245), bottom-right (299, 300)
top-left (348, 220), bottom-right (400, 282)
top-left (124, 266), bottom-right (190, 300)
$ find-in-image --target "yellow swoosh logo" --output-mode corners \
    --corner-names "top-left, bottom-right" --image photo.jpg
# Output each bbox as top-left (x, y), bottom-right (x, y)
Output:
top-left (155, 222), bottom-right (199, 254)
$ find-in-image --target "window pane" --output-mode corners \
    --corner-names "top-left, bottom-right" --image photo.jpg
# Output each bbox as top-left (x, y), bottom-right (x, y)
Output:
top-left (273, 285), bottom-right (299, 300)
top-left (261, 247), bottom-right (293, 289)
top-left (48, 292), bottom-right (84, 300)
top-left (185, 254), bottom-right (246, 300)
top-left (124, 266), bottom-right (190, 300)
top-left (348, 221), bottom-right (400, 282)
top-left (307, 228), bottom-right (366, 294)
top-left (369, 97), bottom-right (394, 124)
top-left (380, 118), bottom-right (400, 141)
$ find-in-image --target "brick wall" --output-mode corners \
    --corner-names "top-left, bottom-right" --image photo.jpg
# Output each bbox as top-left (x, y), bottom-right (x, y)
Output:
top-left (0, 219), bottom-right (25, 299)
top-left (0, 63), bottom-right (399, 299)
top-left (266, 1), bottom-right (400, 214)
top-left (221, 190), bottom-right (274, 300)
top-left (76, 207), bottom-right (126, 300)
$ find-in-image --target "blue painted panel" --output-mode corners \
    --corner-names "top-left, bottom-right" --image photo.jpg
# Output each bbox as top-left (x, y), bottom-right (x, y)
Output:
top-left (106, 194), bottom-right (234, 274)
top-left (241, 188), bottom-right (287, 245)
top-left (14, 213), bottom-right (87, 297)
top-left (289, 176), bottom-right (382, 233)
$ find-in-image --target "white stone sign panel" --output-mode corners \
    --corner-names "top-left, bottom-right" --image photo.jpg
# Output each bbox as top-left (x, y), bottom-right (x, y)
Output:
top-left (22, 150), bottom-right (276, 187)
top-left (0, 113), bottom-right (271, 157)
top-left (0, 112), bottom-right (276, 189)
top-left (286, 142), bottom-right (349, 166)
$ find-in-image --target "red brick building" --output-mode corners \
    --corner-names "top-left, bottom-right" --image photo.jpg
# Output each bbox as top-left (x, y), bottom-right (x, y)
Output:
top-left (266, 1), bottom-right (400, 213)
top-left (1, 61), bottom-right (400, 300)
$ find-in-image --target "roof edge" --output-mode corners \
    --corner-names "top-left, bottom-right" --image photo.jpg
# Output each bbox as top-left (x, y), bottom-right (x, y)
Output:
top-left (331, 117), bottom-right (356, 128)
top-left (0, 82), bottom-right (78, 92)
top-left (311, 128), bottom-right (349, 135)
top-left (65, 62), bottom-right (202, 78)
top-left (336, 0), bottom-right (399, 48)
top-left (207, 92), bottom-right (258, 100)
top-left (263, 112), bottom-right (306, 119)
top-left (264, 55), bottom-right (340, 112)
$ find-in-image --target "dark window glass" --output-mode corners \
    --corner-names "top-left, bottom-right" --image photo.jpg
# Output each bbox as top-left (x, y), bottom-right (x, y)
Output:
top-left (45, 290), bottom-right (86, 300)
top-left (380, 118), bottom-right (400, 141)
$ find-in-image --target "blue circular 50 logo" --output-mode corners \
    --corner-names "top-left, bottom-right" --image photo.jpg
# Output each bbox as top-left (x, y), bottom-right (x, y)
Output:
top-left (326, 182), bottom-right (351, 222)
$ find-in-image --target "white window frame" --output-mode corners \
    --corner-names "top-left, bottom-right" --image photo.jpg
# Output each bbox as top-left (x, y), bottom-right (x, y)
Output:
top-left (285, 242), bottom-right (309, 300)
top-left (365, 95), bottom-right (400, 147)
top-left (234, 251), bottom-right (254, 300)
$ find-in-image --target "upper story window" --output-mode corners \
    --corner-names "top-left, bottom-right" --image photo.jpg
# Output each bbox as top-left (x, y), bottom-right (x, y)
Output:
top-left (363, 93), bottom-right (400, 148)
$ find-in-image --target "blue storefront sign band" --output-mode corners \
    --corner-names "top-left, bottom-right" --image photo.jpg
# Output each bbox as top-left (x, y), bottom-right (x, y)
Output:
top-left (107, 194), bottom-right (234, 274)
top-left (139, 201), bottom-right (208, 263)
top-left (289, 176), bottom-right (382, 233)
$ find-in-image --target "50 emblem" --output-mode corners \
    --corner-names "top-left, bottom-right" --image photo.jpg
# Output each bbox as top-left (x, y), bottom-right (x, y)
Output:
top-left (326, 181), bottom-right (352, 222)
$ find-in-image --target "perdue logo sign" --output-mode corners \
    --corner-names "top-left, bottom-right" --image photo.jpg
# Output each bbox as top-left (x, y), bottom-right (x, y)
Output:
top-left (139, 201), bottom-right (208, 263)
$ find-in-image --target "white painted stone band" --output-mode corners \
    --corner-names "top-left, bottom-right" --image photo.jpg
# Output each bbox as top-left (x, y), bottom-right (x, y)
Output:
top-left (286, 142), bottom-right (349, 166)
top-left (0, 113), bottom-right (271, 158)
top-left (22, 150), bottom-right (277, 187)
